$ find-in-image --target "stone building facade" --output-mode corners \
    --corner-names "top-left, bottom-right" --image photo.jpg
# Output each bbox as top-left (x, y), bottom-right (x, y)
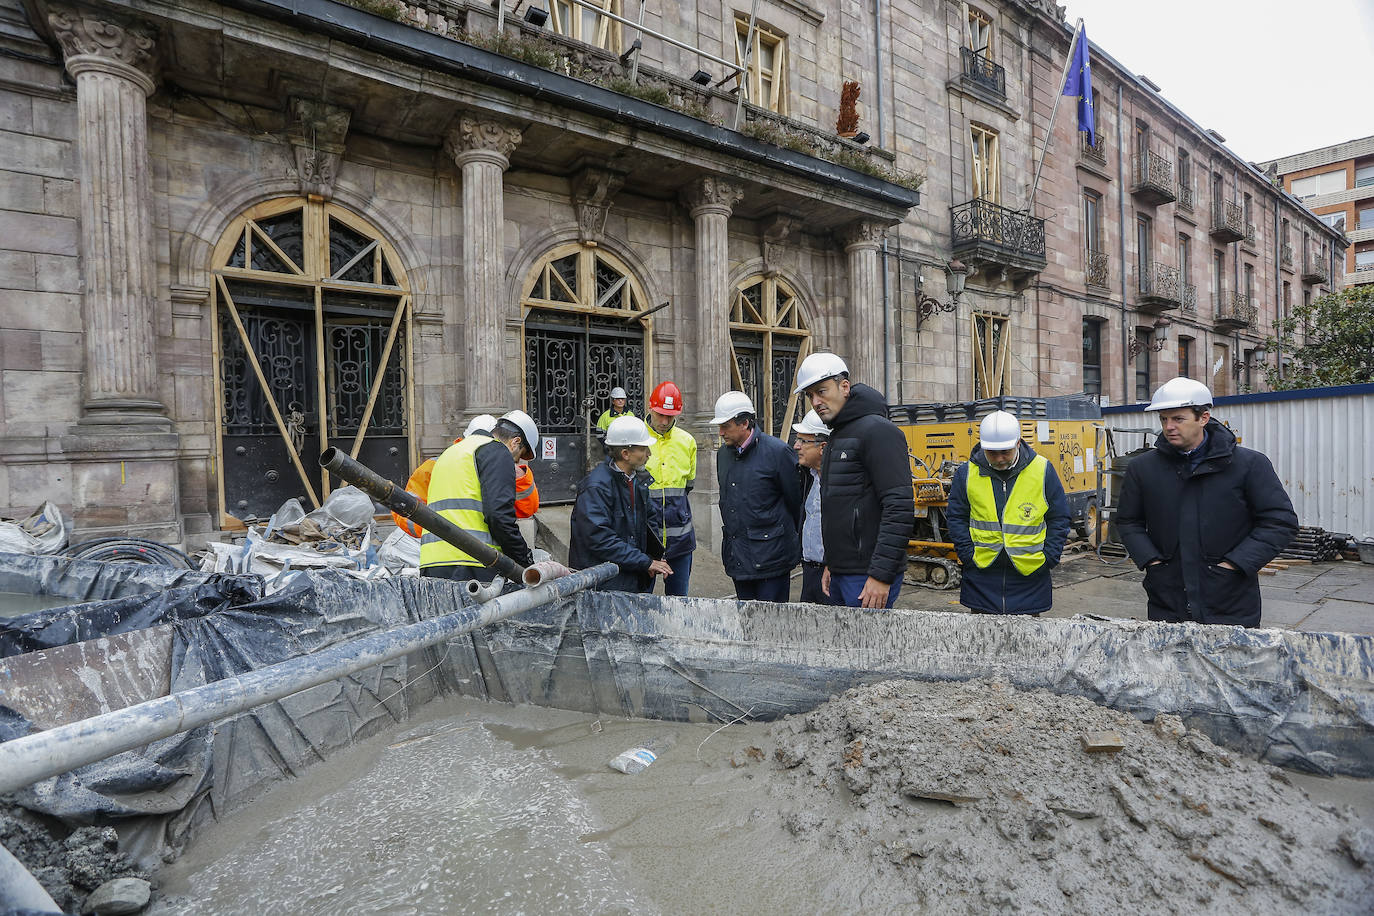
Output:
top-left (0, 0), bottom-right (1345, 543)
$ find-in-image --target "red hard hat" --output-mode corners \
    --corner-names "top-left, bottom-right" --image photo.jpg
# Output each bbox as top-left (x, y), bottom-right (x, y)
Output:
top-left (649, 380), bottom-right (683, 416)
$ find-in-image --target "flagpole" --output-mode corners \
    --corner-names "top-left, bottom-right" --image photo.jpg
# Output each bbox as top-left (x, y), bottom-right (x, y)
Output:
top-left (1025, 18), bottom-right (1084, 217)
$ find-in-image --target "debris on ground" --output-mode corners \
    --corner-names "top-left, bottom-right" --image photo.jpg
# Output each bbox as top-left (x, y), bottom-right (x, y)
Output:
top-left (0, 800), bottom-right (150, 913)
top-left (0, 502), bottom-right (69, 556)
top-left (762, 679), bottom-right (1373, 914)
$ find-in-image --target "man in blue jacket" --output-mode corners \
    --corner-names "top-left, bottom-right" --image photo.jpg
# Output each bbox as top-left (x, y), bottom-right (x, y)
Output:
top-left (569, 416), bottom-right (672, 593)
top-left (947, 410), bottom-right (1071, 616)
top-left (712, 390), bottom-right (802, 602)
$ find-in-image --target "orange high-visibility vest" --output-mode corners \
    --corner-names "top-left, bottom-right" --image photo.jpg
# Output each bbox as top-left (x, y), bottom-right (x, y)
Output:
top-left (514, 464), bottom-right (539, 518)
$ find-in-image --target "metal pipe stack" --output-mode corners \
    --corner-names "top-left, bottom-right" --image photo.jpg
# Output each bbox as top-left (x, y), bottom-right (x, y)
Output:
top-left (1278, 526), bottom-right (1344, 562)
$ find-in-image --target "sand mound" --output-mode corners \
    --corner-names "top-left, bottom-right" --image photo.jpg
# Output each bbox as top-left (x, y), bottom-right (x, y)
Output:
top-left (766, 679), bottom-right (1373, 914)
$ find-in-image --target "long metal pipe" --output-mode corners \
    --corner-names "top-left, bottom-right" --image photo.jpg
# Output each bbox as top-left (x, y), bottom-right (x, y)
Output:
top-left (319, 447), bottom-right (527, 582)
top-left (0, 562), bottom-right (618, 795)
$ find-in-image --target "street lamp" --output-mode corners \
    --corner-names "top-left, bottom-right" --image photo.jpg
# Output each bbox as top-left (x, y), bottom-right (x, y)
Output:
top-left (916, 259), bottom-right (967, 324)
top-left (1127, 316), bottom-right (1170, 358)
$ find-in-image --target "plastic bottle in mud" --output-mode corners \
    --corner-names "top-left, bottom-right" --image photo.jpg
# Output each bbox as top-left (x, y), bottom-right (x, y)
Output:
top-left (607, 734), bottom-right (677, 775)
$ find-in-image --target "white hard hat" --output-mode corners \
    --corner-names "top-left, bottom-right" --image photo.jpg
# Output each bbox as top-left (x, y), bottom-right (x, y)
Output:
top-left (1145, 377), bottom-right (1213, 412)
top-left (793, 352), bottom-right (850, 394)
top-left (710, 390), bottom-right (755, 425)
top-left (499, 409), bottom-right (539, 460)
top-left (978, 410), bottom-right (1022, 450)
top-left (609, 387), bottom-right (628, 400)
top-left (604, 415), bottom-right (656, 447)
top-left (463, 414), bottom-right (497, 438)
top-left (792, 409), bottom-right (832, 438)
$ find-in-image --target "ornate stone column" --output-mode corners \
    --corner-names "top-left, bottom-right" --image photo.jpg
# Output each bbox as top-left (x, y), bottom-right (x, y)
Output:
top-left (681, 176), bottom-right (744, 423)
top-left (50, 7), bottom-right (182, 542)
top-left (839, 220), bottom-right (887, 391)
top-left (50, 6), bottom-right (165, 428)
top-left (444, 116), bottom-right (522, 415)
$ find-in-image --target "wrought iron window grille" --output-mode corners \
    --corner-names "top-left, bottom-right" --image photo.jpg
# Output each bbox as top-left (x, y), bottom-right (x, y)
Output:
top-left (960, 46), bottom-right (1006, 98)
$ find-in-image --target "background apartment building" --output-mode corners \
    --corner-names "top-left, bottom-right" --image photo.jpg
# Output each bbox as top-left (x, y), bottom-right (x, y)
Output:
top-left (0, 0), bottom-right (1345, 542)
top-left (1262, 135), bottom-right (1374, 287)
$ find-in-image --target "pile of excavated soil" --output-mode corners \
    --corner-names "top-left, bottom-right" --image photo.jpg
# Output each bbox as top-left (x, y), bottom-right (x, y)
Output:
top-left (764, 679), bottom-right (1374, 914)
top-left (0, 799), bottom-right (149, 912)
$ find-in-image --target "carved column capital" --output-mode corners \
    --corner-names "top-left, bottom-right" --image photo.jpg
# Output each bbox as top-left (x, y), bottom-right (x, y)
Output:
top-left (288, 97), bottom-right (352, 199)
top-left (681, 176), bottom-right (744, 218)
top-left (571, 166), bottom-right (626, 245)
top-left (837, 219), bottom-right (887, 251)
top-left (444, 115), bottom-right (523, 168)
top-left (48, 5), bottom-right (156, 93)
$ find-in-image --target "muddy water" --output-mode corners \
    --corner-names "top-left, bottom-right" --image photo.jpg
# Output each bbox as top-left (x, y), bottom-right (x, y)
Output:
top-left (151, 693), bottom-right (1374, 915)
top-left (150, 698), bottom-right (816, 915)
top-left (0, 591), bottom-right (78, 616)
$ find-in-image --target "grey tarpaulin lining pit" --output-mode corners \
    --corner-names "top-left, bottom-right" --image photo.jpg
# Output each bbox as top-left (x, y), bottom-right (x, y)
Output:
top-left (0, 565), bottom-right (1371, 870)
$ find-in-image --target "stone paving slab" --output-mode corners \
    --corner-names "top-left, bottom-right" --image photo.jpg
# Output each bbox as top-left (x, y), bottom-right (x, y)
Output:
top-left (1255, 597), bottom-right (1323, 630)
top-left (1299, 600), bottom-right (1374, 635)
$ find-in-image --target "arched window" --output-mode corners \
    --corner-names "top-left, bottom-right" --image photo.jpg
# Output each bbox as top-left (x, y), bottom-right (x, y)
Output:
top-left (211, 198), bottom-right (411, 522)
top-left (522, 243), bottom-right (653, 501)
top-left (729, 274), bottom-right (812, 437)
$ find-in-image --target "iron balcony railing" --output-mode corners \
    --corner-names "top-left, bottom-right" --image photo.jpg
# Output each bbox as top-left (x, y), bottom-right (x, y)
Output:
top-left (1215, 292), bottom-right (1257, 329)
top-left (1085, 250), bottom-right (1110, 289)
top-left (1281, 243), bottom-right (1294, 269)
top-left (1178, 183), bottom-right (1195, 212)
top-left (960, 47), bottom-right (1006, 98)
top-left (950, 198), bottom-right (1047, 268)
top-left (1302, 253), bottom-right (1329, 284)
top-left (1210, 200), bottom-right (1245, 242)
top-left (1137, 263), bottom-right (1182, 311)
top-left (1080, 133), bottom-right (1106, 165)
top-left (1130, 150), bottom-right (1176, 204)
top-left (1180, 281), bottom-right (1197, 313)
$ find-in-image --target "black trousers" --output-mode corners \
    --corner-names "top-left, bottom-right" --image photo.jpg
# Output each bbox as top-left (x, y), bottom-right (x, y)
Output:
top-left (421, 564), bottom-right (499, 584)
top-left (800, 561), bottom-right (830, 605)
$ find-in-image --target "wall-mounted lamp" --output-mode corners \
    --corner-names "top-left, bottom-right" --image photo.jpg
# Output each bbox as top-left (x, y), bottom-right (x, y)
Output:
top-left (916, 259), bottom-right (968, 323)
top-left (690, 70), bottom-right (712, 86)
top-left (852, 131), bottom-right (871, 145)
top-left (1127, 317), bottom-right (1170, 358)
top-left (523, 6), bottom-right (549, 26)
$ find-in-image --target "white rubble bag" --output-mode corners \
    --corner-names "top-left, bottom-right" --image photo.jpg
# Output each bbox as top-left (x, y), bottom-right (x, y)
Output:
top-left (0, 502), bottom-right (70, 555)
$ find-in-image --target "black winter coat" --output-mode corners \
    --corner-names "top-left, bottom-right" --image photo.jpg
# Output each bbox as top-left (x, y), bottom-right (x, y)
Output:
top-left (716, 428), bottom-right (802, 580)
top-left (947, 442), bottom-right (1071, 614)
top-left (819, 384), bottom-right (916, 584)
top-left (1116, 419), bottom-right (1297, 627)
top-left (569, 456), bottom-right (665, 593)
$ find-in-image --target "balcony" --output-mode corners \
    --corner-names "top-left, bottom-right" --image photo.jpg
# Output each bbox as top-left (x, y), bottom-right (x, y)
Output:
top-left (1136, 263), bottom-right (1182, 313)
top-left (1215, 292), bottom-right (1257, 331)
top-left (1085, 250), bottom-right (1110, 290)
top-left (1180, 281), bottom-right (1197, 313)
top-left (950, 198), bottom-right (1047, 274)
top-left (1178, 183), bottom-right (1195, 212)
top-left (1130, 151), bottom-right (1176, 205)
top-left (960, 47), bottom-right (1006, 99)
top-left (1280, 244), bottom-right (1294, 270)
top-left (1080, 133), bottom-right (1106, 166)
top-left (1302, 254), bottom-right (1329, 284)
top-left (1209, 200), bottom-right (1245, 243)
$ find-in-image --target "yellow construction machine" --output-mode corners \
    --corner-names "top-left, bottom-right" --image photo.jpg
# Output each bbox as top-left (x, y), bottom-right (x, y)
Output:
top-left (889, 396), bottom-right (1103, 589)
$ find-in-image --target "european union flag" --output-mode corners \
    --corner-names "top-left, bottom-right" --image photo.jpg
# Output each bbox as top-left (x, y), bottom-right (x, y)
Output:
top-left (1062, 25), bottom-right (1095, 146)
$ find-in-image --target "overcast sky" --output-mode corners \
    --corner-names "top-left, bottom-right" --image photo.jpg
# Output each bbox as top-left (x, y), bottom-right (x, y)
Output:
top-left (1062, 0), bottom-right (1374, 164)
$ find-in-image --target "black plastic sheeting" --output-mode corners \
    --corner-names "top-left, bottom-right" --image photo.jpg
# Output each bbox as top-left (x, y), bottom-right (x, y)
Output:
top-left (2, 569), bottom-right (1373, 871)
top-left (0, 551), bottom-right (246, 605)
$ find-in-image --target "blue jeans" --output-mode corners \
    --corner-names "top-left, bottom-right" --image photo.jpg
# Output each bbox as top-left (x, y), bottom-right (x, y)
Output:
top-left (734, 573), bottom-right (790, 603)
top-left (660, 552), bottom-right (693, 597)
top-left (829, 573), bottom-right (901, 609)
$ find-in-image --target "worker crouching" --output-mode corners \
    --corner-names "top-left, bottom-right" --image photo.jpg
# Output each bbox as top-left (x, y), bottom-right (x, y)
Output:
top-left (947, 410), bottom-right (1070, 615)
top-left (569, 416), bottom-right (672, 593)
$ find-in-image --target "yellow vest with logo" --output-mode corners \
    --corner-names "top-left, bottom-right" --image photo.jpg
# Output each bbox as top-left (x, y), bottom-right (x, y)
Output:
top-left (966, 454), bottom-right (1050, 575)
top-left (420, 435), bottom-right (497, 569)
top-left (646, 424), bottom-right (697, 545)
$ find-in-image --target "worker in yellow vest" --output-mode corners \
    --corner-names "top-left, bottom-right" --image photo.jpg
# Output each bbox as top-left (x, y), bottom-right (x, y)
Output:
top-left (644, 380), bottom-right (697, 596)
top-left (946, 410), bottom-right (1071, 616)
top-left (419, 409), bottom-right (538, 583)
top-left (596, 386), bottom-right (634, 431)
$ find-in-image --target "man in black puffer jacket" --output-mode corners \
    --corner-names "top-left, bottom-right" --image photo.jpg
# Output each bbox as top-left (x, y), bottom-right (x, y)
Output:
top-left (795, 352), bottom-right (915, 609)
top-left (1117, 377), bottom-right (1297, 627)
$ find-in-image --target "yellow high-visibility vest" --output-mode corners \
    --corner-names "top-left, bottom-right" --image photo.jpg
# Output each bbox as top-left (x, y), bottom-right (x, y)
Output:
top-left (420, 435), bottom-right (497, 569)
top-left (646, 424), bottom-right (697, 546)
top-left (966, 454), bottom-right (1050, 575)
